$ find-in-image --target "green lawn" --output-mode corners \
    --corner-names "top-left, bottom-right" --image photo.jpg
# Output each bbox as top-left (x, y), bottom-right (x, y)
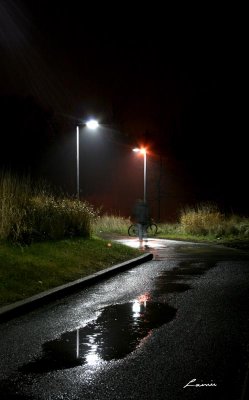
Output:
top-left (0, 237), bottom-right (141, 307)
top-left (1, 232), bottom-right (248, 309)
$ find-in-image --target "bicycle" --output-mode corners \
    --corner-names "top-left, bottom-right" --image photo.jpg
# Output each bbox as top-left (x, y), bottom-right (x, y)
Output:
top-left (128, 222), bottom-right (158, 237)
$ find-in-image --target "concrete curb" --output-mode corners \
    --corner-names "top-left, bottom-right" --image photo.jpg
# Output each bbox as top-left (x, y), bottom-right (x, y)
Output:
top-left (0, 252), bottom-right (153, 322)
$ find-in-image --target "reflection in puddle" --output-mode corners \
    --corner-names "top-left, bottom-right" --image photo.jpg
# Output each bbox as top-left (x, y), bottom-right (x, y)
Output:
top-left (19, 263), bottom-right (215, 374)
top-left (20, 298), bottom-right (176, 373)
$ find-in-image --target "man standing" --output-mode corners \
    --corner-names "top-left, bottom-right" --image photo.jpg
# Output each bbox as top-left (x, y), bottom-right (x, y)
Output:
top-left (132, 199), bottom-right (149, 246)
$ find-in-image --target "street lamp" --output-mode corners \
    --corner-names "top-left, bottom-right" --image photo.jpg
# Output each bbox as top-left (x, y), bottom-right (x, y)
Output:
top-left (133, 147), bottom-right (147, 202)
top-left (76, 119), bottom-right (99, 199)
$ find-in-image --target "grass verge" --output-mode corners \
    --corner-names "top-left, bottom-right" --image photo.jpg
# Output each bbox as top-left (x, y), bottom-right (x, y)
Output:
top-left (0, 237), bottom-right (141, 307)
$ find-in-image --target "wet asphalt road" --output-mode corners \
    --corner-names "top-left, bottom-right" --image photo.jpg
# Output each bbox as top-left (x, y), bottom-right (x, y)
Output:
top-left (0, 238), bottom-right (249, 400)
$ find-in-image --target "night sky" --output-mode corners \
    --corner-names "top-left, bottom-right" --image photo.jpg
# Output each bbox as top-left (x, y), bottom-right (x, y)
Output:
top-left (0, 1), bottom-right (248, 220)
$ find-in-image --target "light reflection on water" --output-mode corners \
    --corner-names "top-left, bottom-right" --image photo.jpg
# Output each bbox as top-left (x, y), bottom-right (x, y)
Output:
top-left (19, 260), bottom-right (218, 374)
top-left (20, 295), bottom-right (176, 373)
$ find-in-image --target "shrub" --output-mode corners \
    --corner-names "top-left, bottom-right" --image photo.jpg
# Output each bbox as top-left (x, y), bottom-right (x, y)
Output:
top-left (220, 215), bottom-right (249, 238)
top-left (0, 171), bottom-right (98, 243)
top-left (180, 203), bottom-right (224, 236)
top-left (28, 196), bottom-right (97, 242)
top-left (179, 203), bottom-right (249, 238)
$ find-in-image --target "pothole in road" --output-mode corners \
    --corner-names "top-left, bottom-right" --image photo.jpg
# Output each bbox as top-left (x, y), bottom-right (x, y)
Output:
top-left (20, 299), bottom-right (177, 373)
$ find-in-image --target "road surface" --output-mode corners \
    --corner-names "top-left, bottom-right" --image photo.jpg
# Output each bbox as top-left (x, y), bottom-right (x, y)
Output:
top-left (0, 238), bottom-right (249, 399)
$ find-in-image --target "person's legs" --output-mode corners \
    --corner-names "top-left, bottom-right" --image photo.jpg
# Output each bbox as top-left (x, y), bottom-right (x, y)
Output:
top-left (137, 223), bottom-right (143, 241)
top-left (143, 224), bottom-right (147, 241)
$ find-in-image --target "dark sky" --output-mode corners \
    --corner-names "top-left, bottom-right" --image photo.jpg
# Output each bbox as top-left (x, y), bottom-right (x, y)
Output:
top-left (0, 1), bottom-right (248, 219)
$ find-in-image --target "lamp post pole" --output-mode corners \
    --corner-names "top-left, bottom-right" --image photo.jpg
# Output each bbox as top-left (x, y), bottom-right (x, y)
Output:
top-left (76, 119), bottom-right (99, 200)
top-left (76, 125), bottom-right (80, 200)
top-left (143, 149), bottom-right (147, 203)
top-left (133, 148), bottom-right (147, 203)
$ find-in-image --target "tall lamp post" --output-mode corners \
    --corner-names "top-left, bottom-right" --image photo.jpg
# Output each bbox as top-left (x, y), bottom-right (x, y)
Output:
top-left (133, 148), bottom-right (147, 202)
top-left (76, 119), bottom-right (99, 199)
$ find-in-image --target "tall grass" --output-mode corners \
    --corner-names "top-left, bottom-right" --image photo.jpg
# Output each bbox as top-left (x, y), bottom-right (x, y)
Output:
top-left (0, 171), bottom-right (32, 242)
top-left (156, 222), bottom-right (182, 236)
top-left (3, 171), bottom-right (245, 244)
top-left (0, 171), bottom-right (97, 243)
top-left (93, 214), bottom-right (131, 235)
top-left (28, 196), bottom-right (97, 241)
top-left (180, 203), bottom-right (224, 236)
top-left (92, 203), bottom-right (249, 242)
top-left (180, 202), bottom-right (249, 238)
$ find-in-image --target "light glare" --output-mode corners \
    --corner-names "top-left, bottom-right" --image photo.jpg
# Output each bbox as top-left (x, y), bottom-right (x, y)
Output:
top-left (133, 147), bottom-right (146, 154)
top-left (86, 119), bottom-right (99, 130)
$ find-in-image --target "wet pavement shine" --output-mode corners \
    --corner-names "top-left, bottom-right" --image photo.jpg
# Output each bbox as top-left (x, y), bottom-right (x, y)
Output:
top-left (0, 238), bottom-right (249, 399)
top-left (20, 299), bottom-right (177, 373)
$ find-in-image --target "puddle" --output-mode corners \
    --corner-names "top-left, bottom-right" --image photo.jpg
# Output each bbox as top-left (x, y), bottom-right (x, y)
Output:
top-left (154, 261), bottom-right (215, 294)
top-left (20, 298), bottom-right (176, 373)
top-left (18, 262), bottom-right (215, 374)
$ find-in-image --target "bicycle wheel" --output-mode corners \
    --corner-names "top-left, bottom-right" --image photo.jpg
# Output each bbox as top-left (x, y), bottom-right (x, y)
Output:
top-left (146, 223), bottom-right (158, 236)
top-left (128, 224), bottom-right (138, 237)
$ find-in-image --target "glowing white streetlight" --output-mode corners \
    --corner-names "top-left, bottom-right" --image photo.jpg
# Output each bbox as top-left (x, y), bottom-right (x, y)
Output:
top-left (76, 119), bottom-right (99, 199)
top-left (133, 147), bottom-right (147, 202)
top-left (86, 119), bottom-right (99, 130)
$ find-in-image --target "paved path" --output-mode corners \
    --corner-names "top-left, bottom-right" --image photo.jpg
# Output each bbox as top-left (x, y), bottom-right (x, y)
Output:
top-left (0, 238), bottom-right (249, 399)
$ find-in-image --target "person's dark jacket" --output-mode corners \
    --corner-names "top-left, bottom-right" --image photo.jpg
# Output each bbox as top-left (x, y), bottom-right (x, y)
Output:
top-left (133, 201), bottom-right (149, 225)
